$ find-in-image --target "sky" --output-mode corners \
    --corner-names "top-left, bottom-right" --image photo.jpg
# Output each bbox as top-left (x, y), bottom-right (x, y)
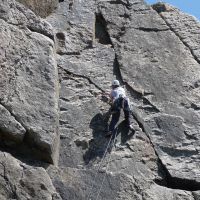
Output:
top-left (145, 0), bottom-right (200, 21)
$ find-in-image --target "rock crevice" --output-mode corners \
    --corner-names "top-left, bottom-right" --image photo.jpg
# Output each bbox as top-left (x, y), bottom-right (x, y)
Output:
top-left (58, 65), bottom-right (105, 93)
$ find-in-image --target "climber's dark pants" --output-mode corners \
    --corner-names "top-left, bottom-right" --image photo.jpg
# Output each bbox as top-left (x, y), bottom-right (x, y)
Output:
top-left (109, 111), bottom-right (120, 132)
top-left (109, 98), bottom-right (131, 132)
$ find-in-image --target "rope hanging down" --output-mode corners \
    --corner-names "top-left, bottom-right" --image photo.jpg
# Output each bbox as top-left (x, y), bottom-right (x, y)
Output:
top-left (87, 83), bottom-right (131, 200)
top-left (86, 134), bottom-right (113, 200)
top-left (95, 131), bottom-right (117, 200)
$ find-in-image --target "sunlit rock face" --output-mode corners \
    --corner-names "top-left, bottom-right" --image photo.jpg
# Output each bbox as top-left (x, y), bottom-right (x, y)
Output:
top-left (1, 0), bottom-right (200, 199)
top-left (0, 0), bottom-right (59, 164)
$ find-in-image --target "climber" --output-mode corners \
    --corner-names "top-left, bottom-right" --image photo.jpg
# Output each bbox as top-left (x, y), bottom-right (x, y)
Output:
top-left (105, 80), bottom-right (134, 137)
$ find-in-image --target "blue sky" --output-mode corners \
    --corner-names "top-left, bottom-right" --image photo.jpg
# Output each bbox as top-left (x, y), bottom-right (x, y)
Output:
top-left (145, 0), bottom-right (200, 21)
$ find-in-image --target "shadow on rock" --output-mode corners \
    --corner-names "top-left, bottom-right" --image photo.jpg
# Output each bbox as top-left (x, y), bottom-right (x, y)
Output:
top-left (116, 120), bottom-right (135, 145)
top-left (84, 111), bottom-right (136, 165)
top-left (83, 111), bottom-right (111, 165)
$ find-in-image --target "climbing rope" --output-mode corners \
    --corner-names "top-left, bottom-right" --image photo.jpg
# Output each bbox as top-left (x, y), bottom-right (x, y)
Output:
top-left (95, 130), bottom-right (117, 200)
top-left (86, 134), bottom-right (113, 200)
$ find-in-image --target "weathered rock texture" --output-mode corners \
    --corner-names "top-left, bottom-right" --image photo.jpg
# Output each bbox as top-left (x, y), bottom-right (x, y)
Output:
top-left (0, 0), bottom-right (200, 199)
top-left (0, 152), bottom-right (61, 200)
top-left (98, 0), bottom-right (200, 189)
top-left (0, 0), bottom-right (59, 164)
top-left (46, 0), bottom-right (95, 54)
top-left (16, 0), bottom-right (59, 18)
top-left (152, 3), bottom-right (200, 64)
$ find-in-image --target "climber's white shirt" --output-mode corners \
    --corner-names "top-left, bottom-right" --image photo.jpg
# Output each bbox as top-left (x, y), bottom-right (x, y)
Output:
top-left (110, 87), bottom-right (126, 102)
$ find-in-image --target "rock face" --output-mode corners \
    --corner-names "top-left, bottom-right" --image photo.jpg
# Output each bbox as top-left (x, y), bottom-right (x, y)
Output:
top-left (0, 0), bottom-right (200, 199)
top-left (152, 3), bottom-right (200, 63)
top-left (16, 0), bottom-right (59, 18)
top-left (98, 0), bottom-right (200, 189)
top-left (0, 0), bottom-right (59, 164)
top-left (46, 0), bottom-right (95, 54)
top-left (0, 152), bottom-right (61, 200)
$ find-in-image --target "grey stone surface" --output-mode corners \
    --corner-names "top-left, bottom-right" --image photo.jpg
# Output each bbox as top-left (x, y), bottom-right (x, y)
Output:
top-left (45, 0), bottom-right (200, 198)
top-left (1, 0), bottom-right (200, 199)
top-left (0, 0), bottom-right (59, 163)
top-left (0, 104), bottom-right (26, 143)
top-left (48, 165), bottom-right (197, 200)
top-left (143, 184), bottom-right (194, 200)
top-left (145, 114), bottom-right (200, 182)
top-left (48, 165), bottom-right (142, 200)
top-left (57, 41), bottom-right (161, 180)
top-left (98, 0), bottom-right (200, 186)
top-left (55, 1), bottom-right (167, 196)
top-left (152, 3), bottom-right (200, 64)
top-left (47, 0), bottom-right (95, 54)
top-left (0, 0), bottom-right (54, 39)
top-left (16, 0), bottom-right (58, 18)
top-left (0, 151), bottom-right (61, 200)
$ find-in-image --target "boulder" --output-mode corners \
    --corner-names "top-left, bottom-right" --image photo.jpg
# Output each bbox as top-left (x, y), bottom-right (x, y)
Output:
top-left (0, 151), bottom-right (61, 200)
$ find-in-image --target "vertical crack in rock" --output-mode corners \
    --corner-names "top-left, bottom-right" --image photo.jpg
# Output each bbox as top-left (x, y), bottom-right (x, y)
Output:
top-left (152, 3), bottom-right (200, 65)
top-left (127, 107), bottom-right (200, 191)
top-left (113, 55), bottom-right (124, 83)
top-left (113, 55), bottom-right (160, 113)
top-left (100, 7), bottom-right (200, 190)
top-left (56, 32), bottom-right (65, 49)
top-left (95, 13), bottom-right (113, 45)
top-left (96, 9), bottom-right (160, 114)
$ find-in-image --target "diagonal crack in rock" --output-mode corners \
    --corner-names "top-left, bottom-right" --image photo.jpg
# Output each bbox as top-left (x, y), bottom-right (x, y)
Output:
top-left (152, 4), bottom-right (200, 65)
top-left (0, 101), bottom-right (26, 143)
top-left (58, 65), bottom-right (105, 93)
top-left (0, 101), bottom-right (27, 132)
top-left (102, 9), bottom-right (200, 190)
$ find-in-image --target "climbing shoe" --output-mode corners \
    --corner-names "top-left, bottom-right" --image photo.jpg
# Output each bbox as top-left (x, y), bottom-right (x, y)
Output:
top-left (129, 124), bottom-right (135, 132)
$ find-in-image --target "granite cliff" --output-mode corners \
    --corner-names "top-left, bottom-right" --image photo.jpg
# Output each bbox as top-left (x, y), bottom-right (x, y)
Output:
top-left (0, 0), bottom-right (200, 199)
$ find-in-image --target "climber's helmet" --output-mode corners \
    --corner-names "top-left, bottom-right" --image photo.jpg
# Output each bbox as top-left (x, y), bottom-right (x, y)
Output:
top-left (112, 80), bottom-right (120, 87)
